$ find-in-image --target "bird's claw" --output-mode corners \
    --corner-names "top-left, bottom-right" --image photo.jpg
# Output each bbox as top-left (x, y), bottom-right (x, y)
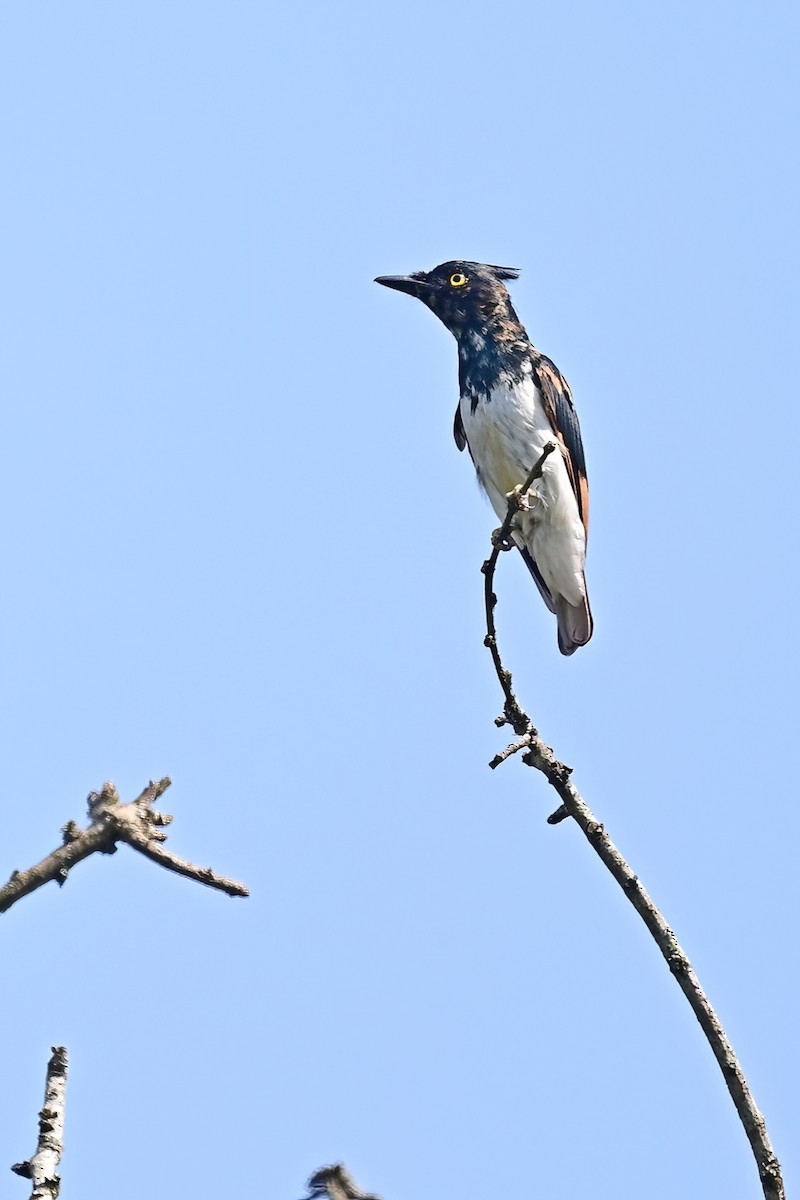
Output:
top-left (506, 482), bottom-right (534, 511)
top-left (491, 527), bottom-right (515, 551)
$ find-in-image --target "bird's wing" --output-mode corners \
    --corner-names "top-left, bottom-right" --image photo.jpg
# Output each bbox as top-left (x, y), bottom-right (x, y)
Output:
top-left (531, 351), bottom-right (590, 537)
top-left (518, 545), bottom-right (557, 613)
top-left (453, 402), bottom-right (467, 452)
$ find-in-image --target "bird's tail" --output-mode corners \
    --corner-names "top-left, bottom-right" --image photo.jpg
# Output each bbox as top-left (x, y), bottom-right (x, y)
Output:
top-left (518, 545), bottom-right (593, 656)
top-left (555, 593), bottom-right (593, 656)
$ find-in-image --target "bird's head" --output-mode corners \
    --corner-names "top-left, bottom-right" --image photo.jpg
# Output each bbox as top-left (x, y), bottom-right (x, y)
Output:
top-left (375, 260), bottom-right (521, 339)
top-left (303, 1165), bottom-right (379, 1200)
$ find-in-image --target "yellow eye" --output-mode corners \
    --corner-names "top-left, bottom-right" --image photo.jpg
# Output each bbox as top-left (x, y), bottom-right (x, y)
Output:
top-left (449, 272), bottom-right (468, 288)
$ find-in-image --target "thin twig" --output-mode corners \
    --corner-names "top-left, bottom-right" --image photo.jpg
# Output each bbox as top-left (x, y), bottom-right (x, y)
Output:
top-left (482, 441), bottom-right (556, 738)
top-left (11, 1046), bottom-right (68, 1199)
top-left (481, 467), bottom-right (785, 1200)
top-left (0, 779), bottom-right (249, 913)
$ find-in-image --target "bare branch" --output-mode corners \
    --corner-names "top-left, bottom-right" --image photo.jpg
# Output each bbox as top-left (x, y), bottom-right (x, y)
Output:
top-left (482, 442), bottom-right (556, 738)
top-left (0, 779), bottom-right (249, 913)
top-left (11, 1046), bottom-right (68, 1199)
top-left (481, 472), bottom-right (785, 1200)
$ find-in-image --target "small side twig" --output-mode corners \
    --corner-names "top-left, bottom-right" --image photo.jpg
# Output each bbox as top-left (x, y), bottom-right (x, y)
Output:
top-left (11, 1046), bottom-right (68, 1199)
top-left (480, 462), bottom-right (785, 1200)
top-left (0, 778), bottom-right (249, 914)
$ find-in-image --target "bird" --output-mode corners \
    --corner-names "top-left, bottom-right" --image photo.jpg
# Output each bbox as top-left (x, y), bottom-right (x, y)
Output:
top-left (303, 1164), bottom-right (381, 1200)
top-left (375, 261), bottom-right (593, 655)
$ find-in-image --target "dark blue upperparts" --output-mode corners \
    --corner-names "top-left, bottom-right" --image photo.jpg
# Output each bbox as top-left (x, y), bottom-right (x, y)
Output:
top-left (457, 326), bottom-right (531, 410)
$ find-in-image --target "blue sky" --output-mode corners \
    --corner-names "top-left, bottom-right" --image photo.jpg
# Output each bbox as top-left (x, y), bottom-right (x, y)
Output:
top-left (1, 1), bottom-right (797, 1197)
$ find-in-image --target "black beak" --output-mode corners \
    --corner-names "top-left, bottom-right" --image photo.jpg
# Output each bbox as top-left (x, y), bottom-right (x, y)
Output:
top-left (374, 274), bottom-right (433, 298)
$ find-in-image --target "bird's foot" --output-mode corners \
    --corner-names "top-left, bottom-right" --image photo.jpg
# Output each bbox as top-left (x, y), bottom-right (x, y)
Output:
top-left (491, 526), bottom-right (515, 552)
top-left (506, 482), bottom-right (538, 512)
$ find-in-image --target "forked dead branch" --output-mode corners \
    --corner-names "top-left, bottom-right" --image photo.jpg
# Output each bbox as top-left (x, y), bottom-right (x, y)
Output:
top-left (482, 446), bottom-right (785, 1200)
top-left (0, 778), bottom-right (249, 913)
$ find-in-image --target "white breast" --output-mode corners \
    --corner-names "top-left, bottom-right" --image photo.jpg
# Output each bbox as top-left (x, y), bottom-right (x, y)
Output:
top-left (461, 371), bottom-right (588, 607)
